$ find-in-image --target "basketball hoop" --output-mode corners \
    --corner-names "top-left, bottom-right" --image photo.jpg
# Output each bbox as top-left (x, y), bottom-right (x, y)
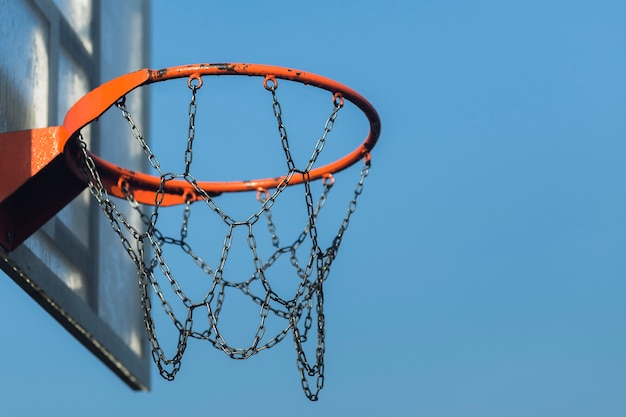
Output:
top-left (0, 63), bottom-right (381, 401)
top-left (64, 63), bottom-right (380, 205)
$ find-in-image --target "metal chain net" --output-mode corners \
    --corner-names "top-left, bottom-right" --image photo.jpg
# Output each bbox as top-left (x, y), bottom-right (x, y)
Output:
top-left (75, 75), bottom-right (371, 401)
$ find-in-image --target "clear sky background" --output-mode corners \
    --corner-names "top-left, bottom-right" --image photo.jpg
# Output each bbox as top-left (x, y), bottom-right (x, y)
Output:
top-left (2, 0), bottom-right (626, 416)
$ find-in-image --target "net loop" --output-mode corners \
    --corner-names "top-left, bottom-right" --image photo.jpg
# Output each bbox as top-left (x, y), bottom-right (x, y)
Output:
top-left (187, 73), bottom-right (203, 89)
top-left (256, 187), bottom-right (270, 203)
top-left (323, 173), bottom-right (334, 187)
top-left (333, 92), bottom-right (344, 107)
top-left (263, 75), bottom-right (277, 91)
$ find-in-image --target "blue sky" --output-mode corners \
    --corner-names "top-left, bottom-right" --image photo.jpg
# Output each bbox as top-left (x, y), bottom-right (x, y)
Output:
top-left (2, 0), bottom-right (626, 415)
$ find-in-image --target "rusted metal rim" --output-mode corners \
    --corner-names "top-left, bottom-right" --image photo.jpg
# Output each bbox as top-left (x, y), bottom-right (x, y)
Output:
top-left (63, 63), bottom-right (381, 206)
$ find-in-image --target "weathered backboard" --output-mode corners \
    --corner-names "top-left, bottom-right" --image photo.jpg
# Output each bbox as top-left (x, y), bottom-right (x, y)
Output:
top-left (0, 0), bottom-right (151, 390)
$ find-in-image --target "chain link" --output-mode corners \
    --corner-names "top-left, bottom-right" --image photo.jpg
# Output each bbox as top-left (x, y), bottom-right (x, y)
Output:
top-left (184, 82), bottom-right (198, 174)
top-left (75, 75), bottom-right (372, 401)
top-left (265, 77), bottom-right (297, 173)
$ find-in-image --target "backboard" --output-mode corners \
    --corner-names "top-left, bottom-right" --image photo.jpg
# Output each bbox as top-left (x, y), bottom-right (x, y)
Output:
top-left (0, 0), bottom-right (151, 390)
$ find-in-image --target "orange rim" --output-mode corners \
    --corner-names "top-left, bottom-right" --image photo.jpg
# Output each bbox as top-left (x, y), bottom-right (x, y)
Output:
top-left (63, 63), bottom-right (381, 206)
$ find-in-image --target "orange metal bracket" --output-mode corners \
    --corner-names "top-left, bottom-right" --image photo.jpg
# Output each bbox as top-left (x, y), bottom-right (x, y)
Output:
top-left (0, 127), bottom-right (85, 250)
top-left (0, 68), bottom-right (152, 251)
